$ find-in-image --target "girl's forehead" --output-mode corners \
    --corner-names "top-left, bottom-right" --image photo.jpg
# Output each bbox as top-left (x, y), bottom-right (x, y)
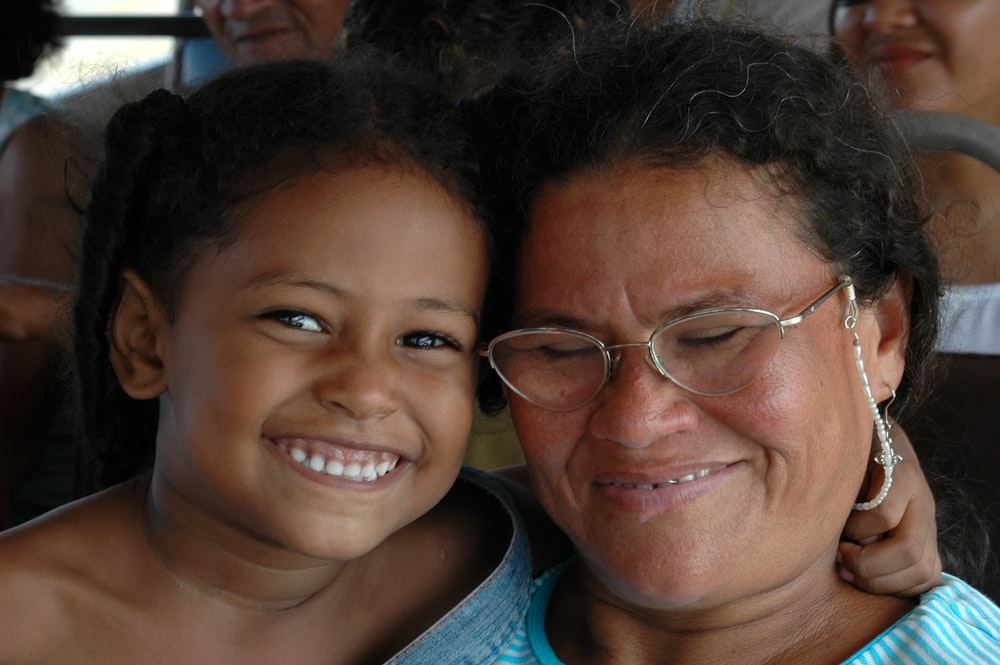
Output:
top-left (191, 164), bottom-right (489, 302)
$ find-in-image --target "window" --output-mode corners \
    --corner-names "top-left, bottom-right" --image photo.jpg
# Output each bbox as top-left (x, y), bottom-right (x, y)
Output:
top-left (18, 0), bottom-right (204, 99)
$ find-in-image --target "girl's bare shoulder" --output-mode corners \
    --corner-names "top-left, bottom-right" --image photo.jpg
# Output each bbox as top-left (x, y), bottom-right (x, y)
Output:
top-left (0, 482), bottom-right (147, 661)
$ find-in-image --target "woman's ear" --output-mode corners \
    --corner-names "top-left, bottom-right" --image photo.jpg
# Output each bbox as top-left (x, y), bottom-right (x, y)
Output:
top-left (867, 277), bottom-right (909, 403)
top-left (109, 270), bottom-right (169, 400)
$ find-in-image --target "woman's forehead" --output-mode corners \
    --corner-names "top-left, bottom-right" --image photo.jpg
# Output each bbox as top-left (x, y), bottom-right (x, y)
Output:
top-left (524, 162), bottom-right (799, 259)
top-left (515, 162), bottom-right (820, 313)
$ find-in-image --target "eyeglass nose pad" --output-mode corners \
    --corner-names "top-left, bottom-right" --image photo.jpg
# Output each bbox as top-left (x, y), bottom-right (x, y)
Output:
top-left (646, 349), bottom-right (663, 374)
top-left (606, 345), bottom-right (664, 381)
top-left (607, 350), bottom-right (622, 381)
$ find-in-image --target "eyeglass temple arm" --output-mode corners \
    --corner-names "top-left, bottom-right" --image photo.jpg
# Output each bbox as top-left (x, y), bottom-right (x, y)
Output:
top-left (778, 275), bottom-right (855, 327)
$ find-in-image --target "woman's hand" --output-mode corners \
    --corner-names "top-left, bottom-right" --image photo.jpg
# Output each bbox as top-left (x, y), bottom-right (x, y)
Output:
top-left (838, 425), bottom-right (942, 597)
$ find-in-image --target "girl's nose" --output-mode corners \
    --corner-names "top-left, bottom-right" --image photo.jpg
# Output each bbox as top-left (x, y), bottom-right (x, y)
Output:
top-left (314, 351), bottom-right (400, 421)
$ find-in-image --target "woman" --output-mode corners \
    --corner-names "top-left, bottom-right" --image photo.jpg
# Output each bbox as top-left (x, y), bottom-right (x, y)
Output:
top-left (472, 17), bottom-right (1000, 663)
top-left (831, 0), bottom-right (1000, 598)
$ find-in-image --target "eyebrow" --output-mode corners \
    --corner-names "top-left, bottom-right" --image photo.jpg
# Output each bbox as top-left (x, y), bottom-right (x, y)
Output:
top-left (248, 273), bottom-right (480, 323)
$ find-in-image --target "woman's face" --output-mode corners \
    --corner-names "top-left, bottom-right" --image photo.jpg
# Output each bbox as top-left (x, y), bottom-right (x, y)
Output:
top-left (831, 0), bottom-right (1000, 123)
top-left (508, 161), bottom-right (905, 610)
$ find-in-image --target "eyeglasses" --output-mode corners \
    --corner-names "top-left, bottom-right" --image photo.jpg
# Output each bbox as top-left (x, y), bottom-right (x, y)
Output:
top-left (482, 276), bottom-right (854, 411)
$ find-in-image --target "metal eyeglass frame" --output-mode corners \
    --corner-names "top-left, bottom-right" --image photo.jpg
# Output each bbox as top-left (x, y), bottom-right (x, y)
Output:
top-left (481, 275), bottom-right (855, 410)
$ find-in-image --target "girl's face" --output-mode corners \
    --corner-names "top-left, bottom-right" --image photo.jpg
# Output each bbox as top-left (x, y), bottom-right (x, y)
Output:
top-left (151, 164), bottom-right (488, 561)
top-left (508, 162), bottom-right (905, 610)
top-left (832, 0), bottom-right (1000, 123)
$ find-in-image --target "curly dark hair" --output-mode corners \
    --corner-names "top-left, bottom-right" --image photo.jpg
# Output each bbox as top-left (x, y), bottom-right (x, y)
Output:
top-left (2, 0), bottom-right (62, 81)
top-left (342, 0), bottom-right (626, 100)
top-left (469, 17), bottom-right (941, 422)
top-left (74, 50), bottom-right (494, 489)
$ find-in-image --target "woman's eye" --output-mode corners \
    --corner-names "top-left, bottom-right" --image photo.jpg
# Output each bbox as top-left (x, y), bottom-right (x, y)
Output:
top-left (398, 331), bottom-right (461, 351)
top-left (263, 310), bottom-right (324, 333)
top-left (677, 326), bottom-right (743, 348)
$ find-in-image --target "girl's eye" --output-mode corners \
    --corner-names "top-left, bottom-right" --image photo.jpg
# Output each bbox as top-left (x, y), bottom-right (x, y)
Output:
top-left (263, 310), bottom-right (324, 333)
top-left (397, 331), bottom-right (461, 351)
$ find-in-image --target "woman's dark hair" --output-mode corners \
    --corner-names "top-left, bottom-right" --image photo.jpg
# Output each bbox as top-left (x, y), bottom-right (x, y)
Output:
top-left (470, 17), bottom-right (941, 422)
top-left (2, 0), bottom-right (62, 81)
top-left (75, 49), bottom-right (493, 489)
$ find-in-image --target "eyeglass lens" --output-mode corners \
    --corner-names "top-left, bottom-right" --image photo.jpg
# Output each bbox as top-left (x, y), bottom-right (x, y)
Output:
top-left (489, 310), bottom-right (782, 410)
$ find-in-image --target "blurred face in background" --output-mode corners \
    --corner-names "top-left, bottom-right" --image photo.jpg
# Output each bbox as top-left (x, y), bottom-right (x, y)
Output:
top-left (197, 0), bottom-right (352, 66)
top-left (831, 0), bottom-right (1000, 124)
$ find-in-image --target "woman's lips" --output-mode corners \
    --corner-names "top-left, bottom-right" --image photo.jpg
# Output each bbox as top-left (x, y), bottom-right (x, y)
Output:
top-left (592, 463), bottom-right (739, 517)
top-left (601, 465), bottom-right (726, 490)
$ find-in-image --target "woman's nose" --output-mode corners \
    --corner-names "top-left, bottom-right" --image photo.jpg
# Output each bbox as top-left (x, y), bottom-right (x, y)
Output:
top-left (588, 347), bottom-right (698, 449)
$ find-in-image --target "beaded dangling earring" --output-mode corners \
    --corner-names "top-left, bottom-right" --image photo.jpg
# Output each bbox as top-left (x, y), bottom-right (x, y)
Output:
top-left (840, 276), bottom-right (903, 511)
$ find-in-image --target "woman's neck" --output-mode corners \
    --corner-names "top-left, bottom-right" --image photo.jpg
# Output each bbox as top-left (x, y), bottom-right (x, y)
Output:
top-left (919, 152), bottom-right (1000, 285)
top-left (546, 558), bottom-right (913, 665)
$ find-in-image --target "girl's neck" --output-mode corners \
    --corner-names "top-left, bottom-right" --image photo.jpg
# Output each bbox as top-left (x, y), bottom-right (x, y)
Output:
top-left (919, 152), bottom-right (1000, 285)
top-left (142, 472), bottom-right (353, 612)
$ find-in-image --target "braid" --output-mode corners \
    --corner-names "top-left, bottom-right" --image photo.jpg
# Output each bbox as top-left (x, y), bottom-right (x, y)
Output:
top-left (74, 90), bottom-right (205, 489)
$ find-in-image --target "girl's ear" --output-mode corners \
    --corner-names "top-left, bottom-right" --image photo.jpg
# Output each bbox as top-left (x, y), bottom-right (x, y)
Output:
top-left (867, 276), bottom-right (909, 403)
top-left (109, 270), bottom-right (169, 400)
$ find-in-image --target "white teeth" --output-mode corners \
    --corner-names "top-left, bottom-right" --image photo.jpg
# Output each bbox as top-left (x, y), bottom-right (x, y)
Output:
top-left (283, 444), bottom-right (399, 483)
top-left (612, 467), bottom-right (718, 490)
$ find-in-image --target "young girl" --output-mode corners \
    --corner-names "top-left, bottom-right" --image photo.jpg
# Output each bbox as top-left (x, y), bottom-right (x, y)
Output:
top-left (0, 52), bottom-right (529, 664)
top-left (0, 47), bottom-right (941, 663)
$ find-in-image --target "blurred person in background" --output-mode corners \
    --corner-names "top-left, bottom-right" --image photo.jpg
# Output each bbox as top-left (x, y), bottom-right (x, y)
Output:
top-left (832, 0), bottom-right (1000, 598)
top-left (0, 0), bottom-right (94, 527)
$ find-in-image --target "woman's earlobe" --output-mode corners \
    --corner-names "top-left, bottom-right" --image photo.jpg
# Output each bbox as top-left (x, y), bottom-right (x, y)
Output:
top-left (108, 270), bottom-right (168, 400)
top-left (871, 277), bottom-right (910, 402)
